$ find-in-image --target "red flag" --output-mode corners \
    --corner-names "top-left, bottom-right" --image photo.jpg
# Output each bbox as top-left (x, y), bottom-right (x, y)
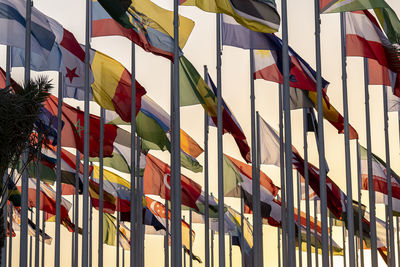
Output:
top-left (43, 94), bottom-right (118, 157)
top-left (143, 154), bottom-right (202, 211)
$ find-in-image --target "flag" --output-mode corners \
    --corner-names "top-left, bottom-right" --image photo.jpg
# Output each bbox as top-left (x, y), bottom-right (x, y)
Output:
top-left (91, 165), bottom-right (131, 212)
top-left (359, 145), bottom-right (400, 200)
top-left (346, 10), bottom-right (400, 75)
top-left (0, 0), bottom-right (57, 63)
top-left (300, 176), bottom-right (319, 201)
top-left (320, 0), bottom-right (389, 13)
top-left (374, 5), bottom-right (400, 44)
top-left (180, 56), bottom-right (251, 162)
top-left (43, 94), bottom-right (118, 157)
top-left (35, 107), bottom-right (64, 146)
top-left (92, 0), bottom-right (194, 60)
top-left (102, 213), bottom-right (131, 249)
top-left (143, 154), bottom-right (202, 211)
top-left (180, 0), bottom-right (280, 33)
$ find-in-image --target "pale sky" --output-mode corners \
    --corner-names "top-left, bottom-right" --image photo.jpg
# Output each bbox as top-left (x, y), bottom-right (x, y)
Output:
top-left (4, 0), bottom-right (400, 266)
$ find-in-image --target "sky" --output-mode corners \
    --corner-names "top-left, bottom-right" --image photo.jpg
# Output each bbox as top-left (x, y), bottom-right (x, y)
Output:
top-left (4, 0), bottom-right (400, 266)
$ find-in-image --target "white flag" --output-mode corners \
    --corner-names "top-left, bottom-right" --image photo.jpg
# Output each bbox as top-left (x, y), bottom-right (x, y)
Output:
top-left (259, 116), bottom-right (281, 166)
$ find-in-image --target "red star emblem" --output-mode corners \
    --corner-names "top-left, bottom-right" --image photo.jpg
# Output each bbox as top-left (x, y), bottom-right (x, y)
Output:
top-left (65, 67), bottom-right (79, 83)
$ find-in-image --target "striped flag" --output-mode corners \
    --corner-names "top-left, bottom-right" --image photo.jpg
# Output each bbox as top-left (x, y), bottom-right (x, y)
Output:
top-left (320, 0), bottom-right (389, 13)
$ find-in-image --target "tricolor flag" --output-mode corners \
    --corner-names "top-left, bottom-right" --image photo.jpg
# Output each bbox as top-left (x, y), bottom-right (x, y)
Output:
top-left (180, 0), bottom-right (280, 33)
top-left (92, 0), bottom-right (194, 60)
top-left (143, 154), bottom-right (202, 211)
top-left (346, 10), bottom-right (400, 81)
top-left (0, 0), bottom-right (57, 63)
top-left (180, 56), bottom-right (251, 162)
top-left (43, 94), bottom-right (119, 157)
top-left (320, 0), bottom-right (389, 13)
top-left (359, 145), bottom-right (400, 200)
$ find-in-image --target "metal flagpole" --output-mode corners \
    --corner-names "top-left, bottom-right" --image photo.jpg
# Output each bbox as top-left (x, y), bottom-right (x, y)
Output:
top-left (89, 201), bottom-right (93, 267)
top-left (5, 45), bottom-right (11, 267)
top-left (302, 109), bottom-right (312, 267)
top-left (356, 232), bottom-right (359, 267)
top-left (35, 140), bottom-right (41, 267)
top-left (281, 0), bottom-right (296, 264)
top-left (82, 0), bottom-right (92, 265)
top-left (240, 193), bottom-right (245, 267)
top-left (314, 1), bottom-right (328, 266)
top-left (189, 210), bottom-right (193, 267)
top-left (21, 0), bottom-right (32, 265)
top-left (41, 210), bottom-right (45, 267)
top-left (229, 233), bottom-right (232, 267)
top-left (251, 49), bottom-right (261, 267)
top-left (136, 137), bottom-right (143, 267)
top-left (211, 229), bottom-right (214, 267)
top-left (130, 41), bottom-right (137, 267)
top-left (171, 0), bottom-right (182, 265)
top-left (279, 85), bottom-right (287, 267)
top-left (382, 84), bottom-right (395, 266)
top-left (117, 211), bottom-right (120, 267)
top-left (339, 12), bottom-right (356, 267)
top-left (98, 107), bottom-right (105, 267)
top-left (363, 57), bottom-right (378, 267)
top-left (397, 217), bottom-right (400, 266)
top-left (216, 13), bottom-right (225, 267)
top-left (7, 203), bottom-right (12, 267)
top-left (356, 141), bottom-right (364, 267)
top-left (54, 71), bottom-right (64, 267)
top-left (329, 216), bottom-right (333, 267)
top-left (297, 172), bottom-right (302, 267)
top-left (256, 111), bottom-right (263, 265)
top-left (203, 65), bottom-right (210, 267)
top-left (122, 249), bottom-right (125, 267)
top-left (278, 227), bottom-right (281, 267)
top-left (164, 198), bottom-right (169, 267)
top-left (74, 150), bottom-right (80, 267)
top-left (315, 198), bottom-right (319, 267)
top-left (29, 211), bottom-right (32, 267)
top-left (343, 225), bottom-right (347, 267)
top-left (72, 193), bottom-right (75, 267)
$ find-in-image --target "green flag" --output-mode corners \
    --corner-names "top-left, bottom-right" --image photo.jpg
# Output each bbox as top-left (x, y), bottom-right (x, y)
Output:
top-left (320, 0), bottom-right (389, 13)
top-left (103, 213), bottom-right (117, 246)
top-left (374, 6), bottom-right (400, 44)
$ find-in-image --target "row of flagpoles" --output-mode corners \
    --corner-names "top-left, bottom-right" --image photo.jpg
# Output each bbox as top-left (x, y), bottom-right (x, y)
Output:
top-left (1, 0), bottom-right (400, 266)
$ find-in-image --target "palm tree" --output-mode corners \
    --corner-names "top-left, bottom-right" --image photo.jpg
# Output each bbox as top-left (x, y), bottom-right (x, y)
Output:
top-left (0, 76), bottom-right (52, 258)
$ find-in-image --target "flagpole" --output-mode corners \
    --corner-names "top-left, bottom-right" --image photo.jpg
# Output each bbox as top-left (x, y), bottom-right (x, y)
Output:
top-left (34, 146), bottom-right (41, 267)
top-left (82, 0), bottom-right (92, 265)
top-left (355, 230), bottom-right (359, 267)
top-left (229, 233), bottom-right (232, 267)
top-left (302, 108), bottom-right (312, 267)
top-left (54, 71), bottom-right (64, 267)
top-left (203, 65), bottom-right (210, 267)
top-left (382, 84), bottom-right (395, 266)
top-left (7, 203), bottom-right (12, 267)
top-left (164, 198), bottom-right (169, 267)
top-left (30, 211), bottom-right (33, 267)
top-left (240, 192), bottom-right (244, 267)
top-left (329, 216), bottom-right (333, 267)
top-left (343, 224), bottom-right (347, 267)
top-left (98, 107), bottom-right (104, 267)
top-left (356, 141), bottom-right (364, 267)
top-left (314, 1), bottom-right (329, 266)
top-left (396, 217), bottom-right (400, 266)
top-left (74, 150), bottom-right (80, 267)
top-left (251, 50), bottom-right (261, 266)
top-left (297, 172), bottom-right (302, 267)
top-left (41, 210), bottom-right (45, 267)
top-left (278, 84), bottom-right (287, 267)
top-left (171, 0), bottom-right (182, 264)
top-left (72, 193), bottom-right (75, 267)
top-left (117, 211), bottom-right (120, 267)
top-left (278, 225), bottom-right (281, 267)
top-left (363, 57), bottom-right (378, 267)
top-left (281, 0), bottom-right (296, 264)
top-left (130, 41), bottom-right (137, 267)
top-left (315, 198), bottom-right (319, 267)
top-left (136, 137), bottom-right (143, 267)
top-left (216, 13), bottom-right (225, 267)
top-left (20, 0), bottom-right (32, 265)
top-left (211, 229), bottom-right (214, 267)
top-left (339, 12), bottom-right (356, 267)
top-left (189, 210), bottom-right (193, 267)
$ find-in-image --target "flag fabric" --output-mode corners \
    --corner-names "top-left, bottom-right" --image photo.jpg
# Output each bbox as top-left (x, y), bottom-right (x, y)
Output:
top-left (102, 213), bottom-right (131, 249)
top-left (258, 117), bottom-right (281, 166)
top-left (35, 107), bottom-right (64, 146)
top-left (180, 0), bottom-right (280, 34)
top-left (91, 165), bottom-right (131, 212)
top-left (92, 0), bottom-right (194, 60)
top-left (300, 176), bottom-right (320, 201)
top-left (143, 154), bottom-right (202, 211)
top-left (320, 0), bottom-right (389, 13)
top-left (180, 56), bottom-right (251, 162)
top-left (43, 94), bottom-right (118, 157)
top-left (359, 145), bottom-right (400, 200)
top-left (0, 0), bottom-right (57, 63)
top-left (374, 5), bottom-right (400, 44)
top-left (346, 10), bottom-right (400, 76)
